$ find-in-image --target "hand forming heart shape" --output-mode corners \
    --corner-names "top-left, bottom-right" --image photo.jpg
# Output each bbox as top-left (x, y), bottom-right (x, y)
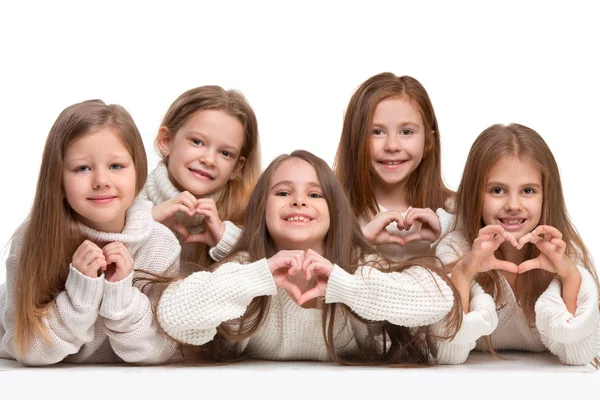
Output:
top-left (267, 249), bottom-right (334, 306)
top-left (362, 208), bottom-right (441, 247)
top-left (152, 192), bottom-right (225, 247)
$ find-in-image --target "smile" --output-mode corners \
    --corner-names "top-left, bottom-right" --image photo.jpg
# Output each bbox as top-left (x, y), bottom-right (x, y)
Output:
top-left (285, 215), bottom-right (313, 222)
top-left (87, 195), bottom-right (117, 204)
top-left (189, 167), bottom-right (214, 180)
top-left (379, 160), bottom-right (405, 165)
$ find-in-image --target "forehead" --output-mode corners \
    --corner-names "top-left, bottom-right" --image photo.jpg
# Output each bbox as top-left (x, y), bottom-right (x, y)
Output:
top-left (487, 156), bottom-right (542, 184)
top-left (65, 128), bottom-right (129, 154)
top-left (372, 96), bottom-right (423, 124)
top-left (180, 109), bottom-right (244, 145)
top-left (270, 158), bottom-right (319, 186)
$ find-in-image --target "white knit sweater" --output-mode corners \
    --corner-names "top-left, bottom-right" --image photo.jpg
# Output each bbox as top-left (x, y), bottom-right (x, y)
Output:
top-left (137, 161), bottom-right (241, 264)
top-left (156, 254), bottom-right (454, 361)
top-left (434, 231), bottom-right (600, 366)
top-left (360, 206), bottom-right (455, 262)
top-left (0, 200), bottom-right (181, 366)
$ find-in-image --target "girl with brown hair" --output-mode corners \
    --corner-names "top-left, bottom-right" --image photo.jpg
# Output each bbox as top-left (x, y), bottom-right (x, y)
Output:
top-left (0, 100), bottom-right (181, 365)
top-left (334, 73), bottom-right (454, 262)
top-left (435, 123), bottom-right (600, 365)
top-left (157, 150), bottom-right (461, 365)
top-left (139, 85), bottom-right (261, 268)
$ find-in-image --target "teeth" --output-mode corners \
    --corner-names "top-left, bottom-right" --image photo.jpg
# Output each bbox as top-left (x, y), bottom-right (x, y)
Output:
top-left (501, 219), bottom-right (524, 225)
top-left (382, 161), bottom-right (403, 165)
top-left (287, 216), bottom-right (311, 222)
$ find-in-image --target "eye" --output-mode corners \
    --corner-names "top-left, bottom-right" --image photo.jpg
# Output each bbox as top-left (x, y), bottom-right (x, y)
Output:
top-left (109, 164), bottom-right (124, 170)
top-left (400, 128), bottom-right (413, 135)
top-left (372, 129), bottom-right (384, 136)
top-left (522, 187), bottom-right (536, 195)
top-left (275, 191), bottom-right (290, 197)
top-left (75, 166), bottom-right (90, 172)
top-left (490, 187), bottom-right (504, 195)
top-left (309, 193), bottom-right (323, 199)
top-left (191, 138), bottom-right (204, 146)
top-left (220, 150), bottom-right (232, 158)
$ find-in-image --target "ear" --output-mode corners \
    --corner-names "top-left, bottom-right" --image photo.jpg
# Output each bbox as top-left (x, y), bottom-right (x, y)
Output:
top-left (231, 156), bottom-right (246, 180)
top-left (157, 127), bottom-right (172, 156)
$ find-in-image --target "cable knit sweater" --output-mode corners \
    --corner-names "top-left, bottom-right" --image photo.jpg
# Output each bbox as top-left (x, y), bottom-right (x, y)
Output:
top-left (0, 200), bottom-right (180, 366)
top-left (359, 206), bottom-right (454, 262)
top-left (137, 161), bottom-right (241, 265)
top-left (433, 231), bottom-right (600, 366)
top-left (156, 253), bottom-right (454, 361)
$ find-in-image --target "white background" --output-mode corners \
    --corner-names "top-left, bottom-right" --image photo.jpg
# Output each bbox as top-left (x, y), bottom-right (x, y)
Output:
top-left (0, 0), bottom-right (599, 394)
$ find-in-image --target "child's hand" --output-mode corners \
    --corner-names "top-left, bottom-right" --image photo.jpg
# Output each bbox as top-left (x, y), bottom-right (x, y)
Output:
top-left (72, 240), bottom-right (107, 278)
top-left (184, 198), bottom-right (225, 247)
top-left (295, 249), bottom-right (333, 306)
top-left (267, 250), bottom-right (305, 301)
top-left (402, 207), bottom-right (441, 244)
top-left (361, 211), bottom-right (406, 246)
top-left (151, 191), bottom-right (197, 240)
top-left (517, 225), bottom-right (579, 279)
top-left (454, 225), bottom-right (519, 281)
top-left (102, 241), bottom-right (134, 283)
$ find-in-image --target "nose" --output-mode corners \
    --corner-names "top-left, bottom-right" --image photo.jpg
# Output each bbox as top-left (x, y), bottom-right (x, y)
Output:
top-left (291, 193), bottom-right (307, 207)
top-left (200, 150), bottom-right (216, 167)
top-left (384, 133), bottom-right (402, 152)
top-left (504, 193), bottom-right (522, 212)
top-left (92, 169), bottom-right (111, 189)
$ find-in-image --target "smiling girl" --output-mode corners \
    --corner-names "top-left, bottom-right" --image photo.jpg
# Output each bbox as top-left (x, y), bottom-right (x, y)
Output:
top-left (335, 73), bottom-right (454, 262)
top-left (434, 124), bottom-right (600, 366)
top-left (156, 150), bottom-right (461, 365)
top-left (0, 100), bottom-right (180, 366)
top-left (138, 85), bottom-right (261, 267)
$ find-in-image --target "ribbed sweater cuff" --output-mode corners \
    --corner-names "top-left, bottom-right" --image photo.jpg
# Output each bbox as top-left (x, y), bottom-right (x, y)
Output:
top-left (535, 266), bottom-right (600, 344)
top-left (239, 259), bottom-right (278, 298)
top-left (209, 221), bottom-right (241, 261)
top-left (65, 264), bottom-right (104, 308)
top-left (100, 271), bottom-right (136, 318)
top-left (325, 264), bottom-right (358, 305)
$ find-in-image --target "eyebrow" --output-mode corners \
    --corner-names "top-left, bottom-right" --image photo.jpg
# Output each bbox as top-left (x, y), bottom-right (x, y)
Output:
top-left (271, 180), bottom-right (322, 188)
top-left (372, 120), bottom-right (420, 128)
top-left (486, 181), bottom-right (542, 188)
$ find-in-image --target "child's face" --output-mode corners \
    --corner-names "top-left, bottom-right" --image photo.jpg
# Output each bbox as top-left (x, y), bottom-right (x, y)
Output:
top-left (62, 129), bottom-right (137, 233)
top-left (481, 156), bottom-right (543, 240)
top-left (161, 109), bottom-right (246, 197)
top-left (369, 96), bottom-right (428, 192)
top-left (265, 158), bottom-right (330, 254)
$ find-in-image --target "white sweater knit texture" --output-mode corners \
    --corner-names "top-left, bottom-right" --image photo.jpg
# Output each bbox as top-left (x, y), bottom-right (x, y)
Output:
top-left (0, 200), bottom-right (181, 366)
top-left (137, 161), bottom-right (241, 264)
top-left (434, 230), bottom-right (600, 365)
top-left (157, 253), bottom-right (455, 361)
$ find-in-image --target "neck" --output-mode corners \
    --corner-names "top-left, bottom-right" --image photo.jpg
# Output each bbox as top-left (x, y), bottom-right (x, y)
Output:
top-left (374, 180), bottom-right (409, 213)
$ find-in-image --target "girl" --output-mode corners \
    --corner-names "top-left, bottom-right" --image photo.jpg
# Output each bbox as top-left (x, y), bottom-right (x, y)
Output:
top-left (334, 73), bottom-right (454, 262)
top-left (435, 124), bottom-right (600, 366)
top-left (0, 100), bottom-right (180, 366)
top-left (138, 85), bottom-right (261, 267)
top-left (157, 150), bottom-right (461, 365)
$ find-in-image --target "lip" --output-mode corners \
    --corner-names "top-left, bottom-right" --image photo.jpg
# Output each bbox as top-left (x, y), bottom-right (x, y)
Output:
top-left (87, 195), bottom-right (117, 204)
top-left (189, 167), bottom-right (215, 180)
top-left (497, 217), bottom-right (527, 232)
top-left (377, 160), bottom-right (407, 170)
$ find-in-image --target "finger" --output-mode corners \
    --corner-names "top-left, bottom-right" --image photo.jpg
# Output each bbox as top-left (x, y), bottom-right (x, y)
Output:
top-left (532, 225), bottom-right (562, 240)
top-left (479, 225), bottom-right (505, 236)
top-left (280, 280), bottom-right (302, 301)
top-left (297, 286), bottom-right (322, 306)
top-left (179, 192), bottom-right (199, 211)
top-left (170, 221), bottom-right (190, 240)
top-left (492, 260), bottom-right (519, 274)
top-left (384, 235), bottom-right (406, 246)
top-left (518, 258), bottom-right (548, 274)
top-left (195, 198), bottom-right (217, 209)
top-left (501, 231), bottom-right (518, 248)
top-left (185, 233), bottom-right (206, 244)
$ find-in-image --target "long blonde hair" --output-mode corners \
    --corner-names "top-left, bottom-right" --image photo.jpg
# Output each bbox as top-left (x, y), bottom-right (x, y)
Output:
top-left (454, 123), bottom-right (598, 325)
top-left (14, 99), bottom-right (147, 355)
top-left (334, 73), bottom-right (453, 219)
top-left (178, 150), bottom-right (461, 365)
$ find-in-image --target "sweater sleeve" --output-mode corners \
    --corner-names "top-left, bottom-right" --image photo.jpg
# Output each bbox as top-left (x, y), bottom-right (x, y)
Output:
top-left (434, 280), bottom-right (498, 364)
top-left (157, 257), bottom-right (277, 346)
top-left (325, 263), bottom-right (454, 327)
top-left (535, 266), bottom-right (600, 365)
top-left (0, 233), bottom-right (104, 366)
top-left (100, 223), bottom-right (181, 364)
top-left (208, 221), bottom-right (242, 262)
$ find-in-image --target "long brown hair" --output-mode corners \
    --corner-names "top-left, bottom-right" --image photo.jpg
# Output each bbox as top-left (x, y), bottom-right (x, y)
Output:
top-left (14, 99), bottom-right (148, 355)
top-left (156, 85), bottom-right (261, 225)
top-left (183, 150), bottom-right (461, 365)
top-left (453, 123), bottom-right (599, 325)
top-left (334, 73), bottom-right (453, 219)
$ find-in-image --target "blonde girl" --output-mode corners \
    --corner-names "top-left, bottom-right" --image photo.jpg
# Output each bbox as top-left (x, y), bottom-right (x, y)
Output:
top-left (435, 124), bottom-right (600, 366)
top-left (334, 73), bottom-right (454, 262)
top-left (0, 100), bottom-right (180, 366)
top-left (139, 85), bottom-right (261, 267)
top-left (157, 150), bottom-right (461, 365)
